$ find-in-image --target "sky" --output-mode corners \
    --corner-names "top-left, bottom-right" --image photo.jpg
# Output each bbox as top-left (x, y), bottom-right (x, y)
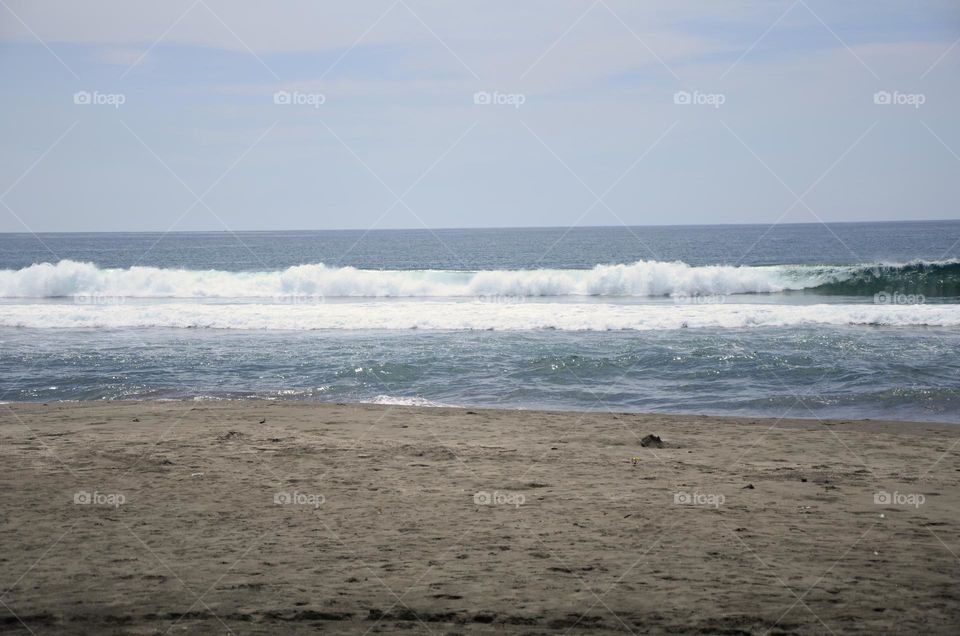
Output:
top-left (0, 0), bottom-right (958, 232)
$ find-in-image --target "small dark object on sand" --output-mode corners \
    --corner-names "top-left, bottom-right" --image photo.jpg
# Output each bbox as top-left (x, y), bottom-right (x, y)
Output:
top-left (743, 483), bottom-right (755, 489)
top-left (640, 434), bottom-right (663, 448)
top-left (259, 418), bottom-right (266, 424)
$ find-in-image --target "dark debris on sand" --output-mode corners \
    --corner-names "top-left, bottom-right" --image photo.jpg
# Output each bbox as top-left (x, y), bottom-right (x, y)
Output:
top-left (640, 434), bottom-right (664, 448)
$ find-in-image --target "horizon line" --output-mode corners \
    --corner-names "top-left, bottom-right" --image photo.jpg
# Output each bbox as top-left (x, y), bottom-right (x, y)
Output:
top-left (2, 217), bottom-right (958, 235)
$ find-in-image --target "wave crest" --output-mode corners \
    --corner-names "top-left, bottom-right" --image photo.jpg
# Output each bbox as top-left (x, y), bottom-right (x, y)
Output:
top-left (1, 259), bottom-right (958, 298)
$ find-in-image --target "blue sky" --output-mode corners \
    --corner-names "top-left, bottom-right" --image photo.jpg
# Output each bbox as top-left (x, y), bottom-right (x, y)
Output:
top-left (1, 0), bottom-right (958, 232)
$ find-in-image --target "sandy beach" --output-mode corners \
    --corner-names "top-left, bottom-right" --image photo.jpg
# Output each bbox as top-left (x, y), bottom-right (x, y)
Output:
top-left (0, 401), bottom-right (958, 635)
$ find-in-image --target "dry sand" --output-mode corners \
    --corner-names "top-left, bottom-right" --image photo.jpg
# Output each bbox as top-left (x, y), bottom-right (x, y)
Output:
top-left (0, 401), bottom-right (958, 635)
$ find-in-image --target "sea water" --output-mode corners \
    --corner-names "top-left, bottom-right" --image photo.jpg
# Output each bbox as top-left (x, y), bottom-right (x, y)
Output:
top-left (1, 221), bottom-right (957, 421)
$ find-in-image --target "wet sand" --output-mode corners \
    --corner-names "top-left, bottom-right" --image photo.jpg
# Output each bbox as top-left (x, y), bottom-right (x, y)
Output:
top-left (0, 401), bottom-right (958, 634)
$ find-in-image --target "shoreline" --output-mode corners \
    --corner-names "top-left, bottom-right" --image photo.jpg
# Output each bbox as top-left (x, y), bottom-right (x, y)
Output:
top-left (2, 400), bottom-right (959, 634)
top-left (5, 399), bottom-right (959, 428)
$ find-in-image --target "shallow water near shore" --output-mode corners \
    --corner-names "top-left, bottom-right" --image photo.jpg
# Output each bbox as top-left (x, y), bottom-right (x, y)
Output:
top-left (1, 325), bottom-right (957, 422)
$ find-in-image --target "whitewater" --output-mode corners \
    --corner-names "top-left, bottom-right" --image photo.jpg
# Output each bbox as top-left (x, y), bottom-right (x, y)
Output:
top-left (2, 300), bottom-right (957, 331)
top-left (1, 259), bottom-right (958, 298)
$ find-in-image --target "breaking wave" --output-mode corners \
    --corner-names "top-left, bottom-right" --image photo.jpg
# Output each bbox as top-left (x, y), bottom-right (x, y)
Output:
top-left (1, 259), bottom-right (958, 299)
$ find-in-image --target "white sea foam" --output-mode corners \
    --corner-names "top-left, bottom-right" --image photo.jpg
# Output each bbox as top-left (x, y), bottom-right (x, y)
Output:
top-left (368, 395), bottom-right (452, 407)
top-left (0, 301), bottom-right (956, 331)
top-left (0, 259), bottom-right (885, 299)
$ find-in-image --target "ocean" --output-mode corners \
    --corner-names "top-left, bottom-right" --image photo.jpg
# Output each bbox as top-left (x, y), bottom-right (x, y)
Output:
top-left (1, 220), bottom-right (958, 421)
